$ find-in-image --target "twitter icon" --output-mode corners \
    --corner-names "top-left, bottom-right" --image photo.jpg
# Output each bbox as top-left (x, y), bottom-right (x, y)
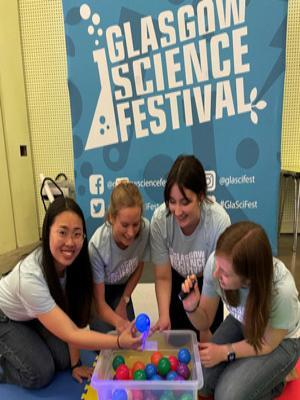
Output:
top-left (90, 199), bottom-right (105, 218)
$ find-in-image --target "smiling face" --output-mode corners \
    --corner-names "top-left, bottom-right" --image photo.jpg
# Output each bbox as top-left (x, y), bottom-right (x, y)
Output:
top-left (168, 184), bottom-right (201, 235)
top-left (213, 254), bottom-right (245, 290)
top-left (111, 206), bottom-right (141, 249)
top-left (49, 210), bottom-right (85, 276)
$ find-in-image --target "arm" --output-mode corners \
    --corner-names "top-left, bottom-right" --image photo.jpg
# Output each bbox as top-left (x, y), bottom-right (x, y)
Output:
top-left (115, 262), bottom-right (144, 323)
top-left (37, 305), bottom-right (141, 350)
top-left (153, 262), bottom-right (172, 331)
top-left (93, 282), bottom-right (129, 333)
top-left (181, 275), bottom-right (220, 331)
top-left (68, 343), bottom-right (93, 383)
top-left (199, 326), bottom-right (288, 368)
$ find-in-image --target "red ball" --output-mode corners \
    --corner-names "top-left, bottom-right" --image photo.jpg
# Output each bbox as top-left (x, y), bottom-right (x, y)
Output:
top-left (132, 389), bottom-right (144, 400)
top-left (151, 351), bottom-right (163, 366)
top-left (115, 364), bottom-right (130, 380)
top-left (132, 361), bottom-right (146, 374)
top-left (128, 368), bottom-right (134, 380)
top-left (168, 355), bottom-right (179, 371)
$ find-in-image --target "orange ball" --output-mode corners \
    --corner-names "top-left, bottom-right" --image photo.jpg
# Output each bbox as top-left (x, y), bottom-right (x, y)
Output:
top-left (150, 351), bottom-right (163, 367)
top-left (132, 361), bottom-right (146, 374)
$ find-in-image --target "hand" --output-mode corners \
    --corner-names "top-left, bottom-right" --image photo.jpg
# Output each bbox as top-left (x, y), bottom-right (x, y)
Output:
top-left (198, 342), bottom-right (226, 368)
top-left (71, 364), bottom-right (93, 384)
top-left (115, 317), bottom-right (131, 334)
top-left (118, 320), bottom-right (142, 350)
top-left (151, 315), bottom-right (171, 333)
top-left (181, 274), bottom-right (200, 311)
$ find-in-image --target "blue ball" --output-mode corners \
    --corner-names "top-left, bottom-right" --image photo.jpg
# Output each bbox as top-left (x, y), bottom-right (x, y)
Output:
top-left (145, 363), bottom-right (157, 379)
top-left (113, 389), bottom-right (128, 400)
top-left (166, 371), bottom-right (177, 381)
top-left (178, 348), bottom-right (191, 364)
top-left (151, 374), bottom-right (163, 381)
top-left (135, 313), bottom-right (150, 333)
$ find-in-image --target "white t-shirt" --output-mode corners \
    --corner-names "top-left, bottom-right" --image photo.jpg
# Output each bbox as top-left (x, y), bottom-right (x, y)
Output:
top-left (88, 217), bottom-right (150, 284)
top-left (0, 247), bottom-right (58, 321)
top-left (150, 201), bottom-right (231, 277)
top-left (203, 252), bottom-right (300, 338)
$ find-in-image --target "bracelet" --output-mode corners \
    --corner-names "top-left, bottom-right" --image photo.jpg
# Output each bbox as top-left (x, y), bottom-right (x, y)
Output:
top-left (117, 334), bottom-right (122, 349)
top-left (71, 359), bottom-right (82, 371)
top-left (184, 299), bottom-right (200, 314)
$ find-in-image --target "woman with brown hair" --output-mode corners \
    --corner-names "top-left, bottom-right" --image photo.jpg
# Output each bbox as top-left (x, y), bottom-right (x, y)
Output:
top-left (181, 221), bottom-right (300, 399)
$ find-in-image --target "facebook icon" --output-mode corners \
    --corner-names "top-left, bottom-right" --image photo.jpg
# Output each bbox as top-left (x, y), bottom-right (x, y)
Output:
top-left (89, 175), bottom-right (104, 195)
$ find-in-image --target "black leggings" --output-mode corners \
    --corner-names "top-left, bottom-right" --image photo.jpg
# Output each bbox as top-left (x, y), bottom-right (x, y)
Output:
top-left (170, 268), bottom-right (223, 338)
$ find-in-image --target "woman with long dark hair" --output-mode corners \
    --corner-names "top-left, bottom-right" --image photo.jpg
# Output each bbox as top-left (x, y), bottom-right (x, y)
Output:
top-left (0, 197), bottom-right (141, 388)
top-left (150, 154), bottom-right (230, 340)
top-left (181, 221), bottom-right (300, 399)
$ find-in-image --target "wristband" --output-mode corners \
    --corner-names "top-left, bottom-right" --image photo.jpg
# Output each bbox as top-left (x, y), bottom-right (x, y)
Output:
top-left (117, 334), bottom-right (122, 349)
top-left (71, 359), bottom-right (82, 371)
top-left (184, 299), bottom-right (200, 314)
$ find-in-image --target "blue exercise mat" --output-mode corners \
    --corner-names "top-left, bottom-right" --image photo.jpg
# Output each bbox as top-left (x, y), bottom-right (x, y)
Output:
top-left (0, 350), bottom-right (96, 399)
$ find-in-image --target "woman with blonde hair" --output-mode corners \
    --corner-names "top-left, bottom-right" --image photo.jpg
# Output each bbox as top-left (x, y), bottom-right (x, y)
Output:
top-left (89, 181), bottom-right (150, 334)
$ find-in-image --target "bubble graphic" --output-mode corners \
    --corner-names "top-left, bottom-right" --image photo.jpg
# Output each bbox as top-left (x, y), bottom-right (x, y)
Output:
top-left (80, 4), bottom-right (91, 20)
top-left (97, 28), bottom-right (103, 36)
top-left (92, 13), bottom-right (100, 25)
top-left (73, 135), bottom-right (84, 159)
top-left (77, 185), bottom-right (86, 195)
top-left (88, 25), bottom-right (94, 35)
top-left (80, 162), bottom-right (93, 178)
top-left (236, 138), bottom-right (259, 169)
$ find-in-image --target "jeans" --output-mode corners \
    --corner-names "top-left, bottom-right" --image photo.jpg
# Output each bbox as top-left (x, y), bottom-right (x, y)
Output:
top-left (90, 283), bottom-right (135, 333)
top-left (200, 314), bottom-right (300, 400)
top-left (0, 309), bottom-right (69, 388)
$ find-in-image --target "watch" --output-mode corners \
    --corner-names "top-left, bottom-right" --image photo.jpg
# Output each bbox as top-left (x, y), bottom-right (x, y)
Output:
top-left (122, 295), bottom-right (130, 304)
top-left (227, 343), bottom-right (236, 362)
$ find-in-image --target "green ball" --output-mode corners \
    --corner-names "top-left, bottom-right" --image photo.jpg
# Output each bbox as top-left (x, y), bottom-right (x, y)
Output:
top-left (112, 355), bottom-right (125, 371)
top-left (133, 369), bottom-right (147, 380)
top-left (161, 390), bottom-right (175, 400)
top-left (179, 393), bottom-right (193, 400)
top-left (157, 357), bottom-right (171, 376)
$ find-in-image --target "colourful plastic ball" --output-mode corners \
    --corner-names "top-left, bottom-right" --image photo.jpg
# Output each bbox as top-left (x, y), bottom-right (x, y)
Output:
top-left (168, 355), bottom-right (179, 371)
top-left (151, 351), bottom-right (163, 366)
top-left (145, 363), bottom-right (157, 379)
top-left (161, 391), bottom-right (175, 400)
top-left (134, 369), bottom-right (147, 380)
top-left (115, 364), bottom-right (130, 380)
top-left (176, 363), bottom-right (190, 380)
top-left (128, 368), bottom-right (133, 380)
top-left (179, 394), bottom-right (193, 400)
top-left (135, 313), bottom-right (150, 333)
top-left (132, 361), bottom-right (146, 374)
top-left (178, 349), bottom-right (191, 364)
top-left (166, 371), bottom-right (177, 380)
top-left (112, 355), bottom-right (125, 371)
top-left (174, 374), bottom-right (184, 381)
top-left (157, 357), bottom-right (171, 376)
top-left (144, 392), bottom-right (157, 400)
top-left (132, 389), bottom-right (144, 400)
top-left (113, 389), bottom-right (128, 400)
top-left (150, 374), bottom-right (163, 381)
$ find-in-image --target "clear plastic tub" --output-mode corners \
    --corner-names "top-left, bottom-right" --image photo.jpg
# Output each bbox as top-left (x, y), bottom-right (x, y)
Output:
top-left (91, 330), bottom-right (203, 400)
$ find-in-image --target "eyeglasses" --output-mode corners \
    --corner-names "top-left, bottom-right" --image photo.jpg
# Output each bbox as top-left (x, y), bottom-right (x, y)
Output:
top-left (55, 229), bottom-right (86, 243)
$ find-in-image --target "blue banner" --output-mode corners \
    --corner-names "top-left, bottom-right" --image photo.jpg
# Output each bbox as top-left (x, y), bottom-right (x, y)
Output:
top-left (62, 0), bottom-right (288, 252)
